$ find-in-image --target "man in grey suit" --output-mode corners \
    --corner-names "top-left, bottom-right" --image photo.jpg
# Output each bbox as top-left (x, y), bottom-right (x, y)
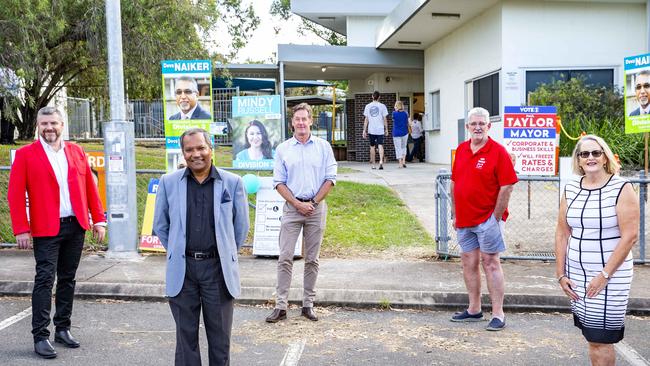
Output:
top-left (630, 70), bottom-right (650, 116)
top-left (168, 76), bottom-right (213, 120)
top-left (153, 128), bottom-right (249, 366)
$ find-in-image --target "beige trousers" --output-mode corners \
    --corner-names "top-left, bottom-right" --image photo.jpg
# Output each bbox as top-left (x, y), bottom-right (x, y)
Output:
top-left (275, 201), bottom-right (328, 310)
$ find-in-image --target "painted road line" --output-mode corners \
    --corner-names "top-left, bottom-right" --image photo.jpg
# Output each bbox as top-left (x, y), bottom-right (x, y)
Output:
top-left (615, 341), bottom-right (650, 366)
top-left (279, 339), bottom-right (306, 366)
top-left (0, 307), bottom-right (31, 331)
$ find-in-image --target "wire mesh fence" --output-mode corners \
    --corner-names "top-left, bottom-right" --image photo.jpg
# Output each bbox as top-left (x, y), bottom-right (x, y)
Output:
top-left (435, 171), bottom-right (650, 263)
top-left (0, 168), bottom-right (165, 247)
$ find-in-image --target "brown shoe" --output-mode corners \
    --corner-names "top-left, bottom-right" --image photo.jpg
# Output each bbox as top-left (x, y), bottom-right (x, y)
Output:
top-left (301, 307), bottom-right (318, 321)
top-left (265, 309), bottom-right (287, 323)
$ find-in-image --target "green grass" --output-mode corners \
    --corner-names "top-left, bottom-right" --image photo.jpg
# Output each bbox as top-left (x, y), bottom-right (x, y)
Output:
top-left (0, 141), bottom-right (433, 255)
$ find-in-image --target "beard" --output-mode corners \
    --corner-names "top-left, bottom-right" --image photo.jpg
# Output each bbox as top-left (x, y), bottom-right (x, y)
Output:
top-left (40, 130), bottom-right (60, 143)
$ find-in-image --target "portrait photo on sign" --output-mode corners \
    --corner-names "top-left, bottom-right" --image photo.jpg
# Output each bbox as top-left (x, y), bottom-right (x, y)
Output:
top-left (163, 75), bottom-right (213, 121)
top-left (231, 118), bottom-right (281, 170)
top-left (625, 68), bottom-right (650, 117)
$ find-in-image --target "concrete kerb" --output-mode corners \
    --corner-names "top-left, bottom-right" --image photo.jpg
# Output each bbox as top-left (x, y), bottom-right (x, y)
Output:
top-left (2, 281), bottom-right (649, 314)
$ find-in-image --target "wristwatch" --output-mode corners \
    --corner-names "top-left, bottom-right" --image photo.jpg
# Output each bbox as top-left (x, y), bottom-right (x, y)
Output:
top-left (601, 270), bottom-right (610, 280)
top-left (310, 198), bottom-right (318, 206)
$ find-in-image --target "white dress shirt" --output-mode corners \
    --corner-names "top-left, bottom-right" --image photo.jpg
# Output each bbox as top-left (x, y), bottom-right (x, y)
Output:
top-left (180, 105), bottom-right (197, 120)
top-left (40, 137), bottom-right (73, 218)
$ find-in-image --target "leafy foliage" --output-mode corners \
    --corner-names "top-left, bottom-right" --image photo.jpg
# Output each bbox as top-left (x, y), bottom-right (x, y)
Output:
top-left (0, 0), bottom-right (259, 140)
top-left (528, 78), bottom-right (644, 170)
top-left (270, 0), bottom-right (346, 46)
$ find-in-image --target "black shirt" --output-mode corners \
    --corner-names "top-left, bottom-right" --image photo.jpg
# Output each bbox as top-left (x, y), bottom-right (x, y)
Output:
top-left (184, 165), bottom-right (219, 252)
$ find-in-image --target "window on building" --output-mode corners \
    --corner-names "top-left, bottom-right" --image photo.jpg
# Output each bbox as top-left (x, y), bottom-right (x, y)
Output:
top-left (468, 72), bottom-right (500, 118)
top-left (525, 69), bottom-right (614, 99)
top-left (425, 91), bottom-right (440, 131)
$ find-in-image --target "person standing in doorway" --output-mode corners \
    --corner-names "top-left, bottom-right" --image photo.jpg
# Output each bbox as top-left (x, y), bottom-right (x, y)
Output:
top-left (8, 107), bottom-right (106, 359)
top-left (406, 113), bottom-right (424, 163)
top-left (450, 107), bottom-right (518, 331)
top-left (362, 91), bottom-right (388, 170)
top-left (266, 102), bottom-right (337, 323)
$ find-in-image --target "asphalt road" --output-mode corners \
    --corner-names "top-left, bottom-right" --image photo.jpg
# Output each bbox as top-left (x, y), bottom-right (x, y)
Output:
top-left (1, 297), bottom-right (649, 366)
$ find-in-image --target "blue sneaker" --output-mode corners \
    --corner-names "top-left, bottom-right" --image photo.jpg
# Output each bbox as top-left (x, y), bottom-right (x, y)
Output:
top-left (450, 310), bottom-right (483, 322)
top-left (486, 317), bottom-right (506, 331)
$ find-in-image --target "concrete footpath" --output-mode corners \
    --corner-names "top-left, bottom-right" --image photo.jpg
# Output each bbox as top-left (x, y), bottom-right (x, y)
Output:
top-left (1, 161), bottom-right (649, 313)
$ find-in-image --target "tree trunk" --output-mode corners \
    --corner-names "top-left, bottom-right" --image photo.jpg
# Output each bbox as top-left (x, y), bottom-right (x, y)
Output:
top-left (0, 98), bottom-right (16, 144)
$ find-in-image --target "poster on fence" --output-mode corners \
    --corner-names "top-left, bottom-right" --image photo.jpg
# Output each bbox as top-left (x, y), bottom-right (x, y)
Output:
top-left (161, 60), bottom-right (213, 172)
top-left (503, 106), bottom-right (557, 176)
top-left (231, 95), bottom-right (282, 170)
top-left (252, 177), bottom-right (302, 256)
top-left (624, 53), bottom-right (650, 134)
top-left (139, 178), bottom-right (164, 252)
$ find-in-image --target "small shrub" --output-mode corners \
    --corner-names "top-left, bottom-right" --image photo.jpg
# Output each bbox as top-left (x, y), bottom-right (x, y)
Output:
top-left (528, 78), bottom-right (644, 169)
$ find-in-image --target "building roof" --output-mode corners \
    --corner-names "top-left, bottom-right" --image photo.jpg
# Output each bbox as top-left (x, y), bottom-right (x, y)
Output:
top-left (213, 77), bottom-right (331, 91)
top-left (286, 95), bottom-right (344, 106)
top-left (277, 44), bottom-right (423, 80)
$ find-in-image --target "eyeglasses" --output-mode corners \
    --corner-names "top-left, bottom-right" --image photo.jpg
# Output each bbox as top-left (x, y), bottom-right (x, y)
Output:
top-left (578, 150), bottom-right (604, 159)
top-left (635, 83), bottom-right (650, 91)
top-left (175, 89), bottom-right (196, 96)
top-left (468, 122), bottom-right (487, 127)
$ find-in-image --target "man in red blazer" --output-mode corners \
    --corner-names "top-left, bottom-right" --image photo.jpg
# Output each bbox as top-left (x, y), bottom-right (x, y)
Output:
top-left (8, 107), bottom-right (106, 359)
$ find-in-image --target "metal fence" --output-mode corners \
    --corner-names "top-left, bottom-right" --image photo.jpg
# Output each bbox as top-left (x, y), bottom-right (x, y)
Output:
top-left (66, 97), bottom-right (93, 139)
top-left (435, 170), bottom-right (650, 263)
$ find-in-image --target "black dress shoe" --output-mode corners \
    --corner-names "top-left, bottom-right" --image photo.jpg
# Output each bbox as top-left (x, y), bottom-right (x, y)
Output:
top-left (54, 330), bottom-right (80, 348)
top-left (301, 307), bottom-right (318, 321)
top-left (265, 309), bottom-right (287, 323)
top-left (34, 339), bottom-right (57, 359)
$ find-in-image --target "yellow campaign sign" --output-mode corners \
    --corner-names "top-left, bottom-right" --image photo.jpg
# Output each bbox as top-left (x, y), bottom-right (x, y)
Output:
top-left (139, 178), bottom-right (165, 252)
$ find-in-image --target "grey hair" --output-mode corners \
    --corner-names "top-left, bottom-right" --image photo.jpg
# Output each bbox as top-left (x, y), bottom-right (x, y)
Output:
top-left (467, 107), bottom-right (490, 123)
top-left (180, 128), bottom-right (213, 151)
top-left (37, 106), bottom-right (64, 121)
top-left (176, 76), bottom-right (199, 93)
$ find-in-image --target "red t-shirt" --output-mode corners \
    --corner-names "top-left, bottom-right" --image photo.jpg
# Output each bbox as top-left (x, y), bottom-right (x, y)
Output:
top-left (452, 137), bottom-right (518, 228)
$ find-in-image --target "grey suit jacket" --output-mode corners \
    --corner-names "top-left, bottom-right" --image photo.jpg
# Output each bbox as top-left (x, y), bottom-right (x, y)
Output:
top-left (153, 167), bottom-right (249, 298)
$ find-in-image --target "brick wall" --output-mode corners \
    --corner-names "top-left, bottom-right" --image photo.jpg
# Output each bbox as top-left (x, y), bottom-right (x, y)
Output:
top-left (348, 93), bottom-right (397, 163)
top-left (345, 99), bottom-right (356, 161)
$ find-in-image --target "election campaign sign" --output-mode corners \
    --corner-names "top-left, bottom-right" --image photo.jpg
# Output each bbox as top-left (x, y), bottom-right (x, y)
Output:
top-left (139, 178), bottom-right (164, 252)
top-left (503, 106), bottom-right (557, 175)
top-left (161, 60), bottom-right (213, 172)
top-left (252, 178), bottom-right (302, 256)
top-left (624, 53), bottom-right (650, 134)
top-left (231, 95), bottom-right (282, 171)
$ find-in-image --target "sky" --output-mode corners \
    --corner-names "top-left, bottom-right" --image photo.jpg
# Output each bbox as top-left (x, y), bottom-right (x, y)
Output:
top-left (213, 0), bottom-right (327, 63)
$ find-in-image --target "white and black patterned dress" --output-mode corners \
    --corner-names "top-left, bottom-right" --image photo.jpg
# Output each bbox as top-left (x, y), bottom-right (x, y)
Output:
top-left (564, 175), bottom-right (633, 343)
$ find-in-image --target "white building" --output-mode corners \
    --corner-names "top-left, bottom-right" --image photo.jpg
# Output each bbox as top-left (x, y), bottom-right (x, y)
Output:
top-left (223, 0), bottom-right (647, 164)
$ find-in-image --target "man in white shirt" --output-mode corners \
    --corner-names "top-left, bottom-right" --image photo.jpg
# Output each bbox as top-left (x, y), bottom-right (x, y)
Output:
top-left (362, 91), bottom-right (388, 170)
top-left (168, 76), bottom-right (212, 120)
top-left (8, 107), bottom-right (106, 359)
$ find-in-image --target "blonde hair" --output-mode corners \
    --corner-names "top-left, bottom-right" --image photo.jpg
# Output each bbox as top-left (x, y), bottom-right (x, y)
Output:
top-left (394, 100), bottom-right (404, 110)
top-left (571, 134), bottom-right (620, 175)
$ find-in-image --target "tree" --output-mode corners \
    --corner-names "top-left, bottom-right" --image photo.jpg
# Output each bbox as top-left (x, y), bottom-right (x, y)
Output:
top-left (0, 0), bottom-right (259, 141)
top-left (270, 0), bottom-right (346, 46)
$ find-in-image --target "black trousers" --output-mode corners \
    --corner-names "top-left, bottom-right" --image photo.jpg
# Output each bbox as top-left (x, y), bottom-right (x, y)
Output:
top-left (31, 219), bottom-right (85, 342)
top-left (169, 256), bottom-right (234, 366)
top-left (406, 136), bottom-right (424, 162)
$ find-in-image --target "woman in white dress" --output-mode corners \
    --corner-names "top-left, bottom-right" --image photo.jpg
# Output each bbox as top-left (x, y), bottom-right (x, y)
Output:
top-left (555, 135), bottom-right (639, 366)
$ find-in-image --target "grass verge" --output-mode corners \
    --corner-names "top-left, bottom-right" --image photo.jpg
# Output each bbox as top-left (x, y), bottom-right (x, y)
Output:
top-left (0, 141), bottom-right (432, 256)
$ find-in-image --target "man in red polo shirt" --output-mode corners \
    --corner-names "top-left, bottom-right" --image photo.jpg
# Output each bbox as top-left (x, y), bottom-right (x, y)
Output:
top-left (450, 107), bottom-right (518, 331)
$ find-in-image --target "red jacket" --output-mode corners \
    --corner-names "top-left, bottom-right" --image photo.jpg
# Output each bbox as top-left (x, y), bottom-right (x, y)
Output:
top-left (8, 141), bottom-right (106, 237)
